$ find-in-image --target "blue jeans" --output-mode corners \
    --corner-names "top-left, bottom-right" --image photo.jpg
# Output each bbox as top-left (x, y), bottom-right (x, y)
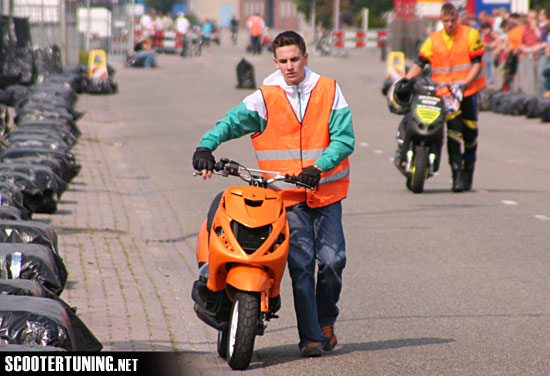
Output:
top-left (285, 201), bottom-right (347, 349)
top-left (134, 50), bottom-right (156, 67)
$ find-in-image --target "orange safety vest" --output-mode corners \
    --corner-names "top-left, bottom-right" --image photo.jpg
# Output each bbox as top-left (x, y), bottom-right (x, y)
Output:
top-left (247, 16), bottom-right (263, 37)
top-left (252, 77), bottom-right (350, 208)
top-left (507, 25), bottom-right (525, 50)
top-left (430, 25), bottom-right (486, 98)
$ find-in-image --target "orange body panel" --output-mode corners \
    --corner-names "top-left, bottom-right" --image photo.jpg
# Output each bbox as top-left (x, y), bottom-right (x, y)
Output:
top-left (196, 220), bottom-right (209, 265)
top-left (226, 265), bottom-right (272, 292)
top-left (201, 186), bottom-right (289, 299)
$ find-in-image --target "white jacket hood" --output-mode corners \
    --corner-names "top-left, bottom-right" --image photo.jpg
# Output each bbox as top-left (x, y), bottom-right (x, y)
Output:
top-left (262, 67), bottom-right (320, 96)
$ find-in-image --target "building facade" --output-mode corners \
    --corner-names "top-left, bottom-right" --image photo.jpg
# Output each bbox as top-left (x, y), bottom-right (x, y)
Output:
top-left (239, 0), bottom-right (300, 29)
top-left (188, 0), bottom-right (240, 28)
top-left (189, 0), bottom-right (303, 30)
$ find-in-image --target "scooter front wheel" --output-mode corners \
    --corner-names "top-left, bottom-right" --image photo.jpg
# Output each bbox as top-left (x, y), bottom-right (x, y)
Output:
top-left (227, 291), bottom-right (259, 370)
top-left (408, 145), bottom-right (429, 193)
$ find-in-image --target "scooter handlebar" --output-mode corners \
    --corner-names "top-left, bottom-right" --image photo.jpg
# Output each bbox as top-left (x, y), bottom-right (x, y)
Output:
top-left (194, 157), bottom-right (314, 190)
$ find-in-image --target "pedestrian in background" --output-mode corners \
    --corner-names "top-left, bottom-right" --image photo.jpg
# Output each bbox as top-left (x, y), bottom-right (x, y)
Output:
top-left (176, 12), bottom-right (190, 56)
top-left (201, 19), bottom-right (213, 55)
top-left (247, 14), bottom-right (265, 54)
top-left (230, 15), bottom-right (239, 46)
top-left (140, 9), bottom-right (155, 36)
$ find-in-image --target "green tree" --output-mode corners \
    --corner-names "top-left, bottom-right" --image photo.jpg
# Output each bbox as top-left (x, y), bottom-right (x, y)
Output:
top-left (294, 0), bottom-right (392, 28)
top-left (144, 0), bottom-right (179, 13)
top-left (349, 0), bottom-right (393, 28)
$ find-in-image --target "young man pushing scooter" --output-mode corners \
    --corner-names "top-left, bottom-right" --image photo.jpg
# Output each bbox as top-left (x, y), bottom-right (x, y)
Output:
top-left (193, 30), bottom-right (355, 357)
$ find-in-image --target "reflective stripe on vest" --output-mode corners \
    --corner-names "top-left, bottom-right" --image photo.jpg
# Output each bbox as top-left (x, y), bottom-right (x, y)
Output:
top-left (431, 25), bottom-right (486, 98)
top-left (253, 77), bottom-right (350, 208)
top-left (255, 148), bottom-right (327, 161)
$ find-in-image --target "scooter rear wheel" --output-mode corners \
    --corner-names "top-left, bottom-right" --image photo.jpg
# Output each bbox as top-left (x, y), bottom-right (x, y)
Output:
top-left (227, 292), bottom-right (259, 370)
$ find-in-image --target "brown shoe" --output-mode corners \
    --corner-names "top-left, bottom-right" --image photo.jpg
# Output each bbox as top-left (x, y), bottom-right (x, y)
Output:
top-left (322, 325), bottom-right (338, 351)
top-left (300, 342), bottom-right (323, 357)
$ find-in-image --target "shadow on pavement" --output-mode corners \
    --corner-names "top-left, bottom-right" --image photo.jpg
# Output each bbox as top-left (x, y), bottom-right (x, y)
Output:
top-left (257, 337), bottom-right (455, 367)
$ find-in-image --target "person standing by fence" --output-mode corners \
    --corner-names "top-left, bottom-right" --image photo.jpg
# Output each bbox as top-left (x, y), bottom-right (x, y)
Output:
top-left (501, 13), bottom-right (523, 91)
top-left (479, 23), bottom-right (497, 88)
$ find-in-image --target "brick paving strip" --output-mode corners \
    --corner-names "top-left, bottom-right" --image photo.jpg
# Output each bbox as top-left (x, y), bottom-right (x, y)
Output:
top-left (31, 93), bottom-right (264, 376)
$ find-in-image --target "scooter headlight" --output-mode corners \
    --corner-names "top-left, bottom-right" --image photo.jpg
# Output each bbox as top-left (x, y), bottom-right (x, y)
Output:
top-left (230, 221), bottom-right (272, 255)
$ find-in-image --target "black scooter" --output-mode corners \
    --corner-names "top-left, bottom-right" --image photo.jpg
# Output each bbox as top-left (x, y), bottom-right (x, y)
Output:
top-left (391, 77), bottom-right (445, 193)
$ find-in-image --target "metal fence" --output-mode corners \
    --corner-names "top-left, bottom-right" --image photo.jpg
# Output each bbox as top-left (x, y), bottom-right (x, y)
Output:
top-left (86, 1), bottom-right (134, 64)
top-left (2, 0), bottom-right (134, 67)
top-left (492, 52), bottom-right (545, 96)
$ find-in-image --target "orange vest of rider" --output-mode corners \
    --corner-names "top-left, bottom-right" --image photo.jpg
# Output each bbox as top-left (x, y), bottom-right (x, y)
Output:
top-left (252, 77), bottom-right (350, 208)
top-left (430, 25), bottom-right (486, 97)
top-left (248, 16), bottom-right (263, 36)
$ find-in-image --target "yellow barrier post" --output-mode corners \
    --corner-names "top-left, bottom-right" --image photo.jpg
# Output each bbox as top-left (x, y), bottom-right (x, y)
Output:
top-left (87, 49), bottom-right (108, 79)
top-left (386, 51), bottom-right (406, 80)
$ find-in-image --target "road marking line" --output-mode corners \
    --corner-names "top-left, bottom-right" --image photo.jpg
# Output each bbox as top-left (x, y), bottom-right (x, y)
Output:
top-left (374, 149), bottom-right (383, 154)
top-left (535, 215), bottom-right (550, 221)
top-left (359, 142), bottom-right (369, 147)
top-left (501, 200), bottom-right (518, 206)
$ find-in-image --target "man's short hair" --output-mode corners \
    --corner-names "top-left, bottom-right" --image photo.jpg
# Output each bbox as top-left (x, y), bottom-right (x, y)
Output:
top-left (441, 3), bottom-right (457, 17)
top-left (272, 31), bottom-right (307, 56)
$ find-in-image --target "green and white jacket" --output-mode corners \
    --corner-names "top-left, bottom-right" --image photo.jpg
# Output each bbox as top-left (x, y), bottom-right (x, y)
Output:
top-left (200, 67), bottom-right (354, 172)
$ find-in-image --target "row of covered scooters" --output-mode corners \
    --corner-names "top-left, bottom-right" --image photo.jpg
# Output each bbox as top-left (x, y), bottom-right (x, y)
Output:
top-left (478, 88), bottom-right (550, 121)
top-left (0, 65), bottom-right (103, 351)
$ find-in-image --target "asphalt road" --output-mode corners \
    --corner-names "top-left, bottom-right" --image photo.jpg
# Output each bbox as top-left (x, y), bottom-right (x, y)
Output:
top-left (108, 34), bottom-right (550, 375)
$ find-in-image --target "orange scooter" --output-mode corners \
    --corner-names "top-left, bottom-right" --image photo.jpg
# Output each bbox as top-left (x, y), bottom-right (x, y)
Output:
top-left (192, 158), bottom-right (311, 370)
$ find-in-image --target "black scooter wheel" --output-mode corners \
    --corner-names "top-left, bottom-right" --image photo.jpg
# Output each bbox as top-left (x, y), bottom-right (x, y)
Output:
top-left (226, 292), bottom-right (259, 370)
top-left (409, 145), bottom-right (429, 193)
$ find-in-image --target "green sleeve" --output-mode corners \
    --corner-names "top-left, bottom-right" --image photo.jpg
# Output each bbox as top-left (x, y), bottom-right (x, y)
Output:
top-left (200, 102), bottom-right (266, 151)
top-left (315, 107), bottom-right (355, 171)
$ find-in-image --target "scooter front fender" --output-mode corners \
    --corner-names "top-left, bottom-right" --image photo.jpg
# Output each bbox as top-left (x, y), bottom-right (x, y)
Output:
top-left (226, 265), bottom-right (272, 293)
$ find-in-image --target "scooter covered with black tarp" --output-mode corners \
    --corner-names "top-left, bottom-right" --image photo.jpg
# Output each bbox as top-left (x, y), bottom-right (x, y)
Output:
top-left (0, 243), bottom-right (67, 295)
top-left (0, 295), bottom-right (103, 351)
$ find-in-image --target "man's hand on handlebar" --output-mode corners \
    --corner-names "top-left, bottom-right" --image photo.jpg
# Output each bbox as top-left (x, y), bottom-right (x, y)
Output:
top-left (192, 147), bottom-right (215, 180)
top-left (297, 165), bottom-right (321, 188)
top-left (450, 82), bottom-right (466, 103)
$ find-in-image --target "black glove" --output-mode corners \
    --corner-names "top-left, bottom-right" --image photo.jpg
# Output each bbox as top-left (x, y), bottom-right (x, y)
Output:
top-left (297, 166), bottom-right (321, 188)
top-left (192, 147), bottom-right (215, 171)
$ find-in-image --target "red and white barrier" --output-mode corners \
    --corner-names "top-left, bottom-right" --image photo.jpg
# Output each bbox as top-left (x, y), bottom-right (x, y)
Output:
top-left (133, 29), bottom-right (184, 53)
top-left (333, 30), bottom-right (389, 49)
top-left (153, 31), bottom-right (183, 52)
